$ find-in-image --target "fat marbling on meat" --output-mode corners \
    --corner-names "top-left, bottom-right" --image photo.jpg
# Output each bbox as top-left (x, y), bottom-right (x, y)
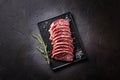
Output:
top-left (49, 19), bottom-right (74, 61)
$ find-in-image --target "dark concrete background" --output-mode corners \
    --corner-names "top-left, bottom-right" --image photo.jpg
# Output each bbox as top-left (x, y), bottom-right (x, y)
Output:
top-left (0, 0), bottom-right (120, 80)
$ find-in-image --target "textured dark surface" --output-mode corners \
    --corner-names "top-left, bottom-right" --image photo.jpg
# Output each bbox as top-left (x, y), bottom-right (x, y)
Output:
top-left (0, 0), bottom-right (120, 80)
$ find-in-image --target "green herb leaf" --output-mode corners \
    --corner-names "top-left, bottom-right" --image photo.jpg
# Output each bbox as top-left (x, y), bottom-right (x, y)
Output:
top-left (36, 47), bottom-right (44, 54)
top-left (32, 34), bottom-right (50, 64)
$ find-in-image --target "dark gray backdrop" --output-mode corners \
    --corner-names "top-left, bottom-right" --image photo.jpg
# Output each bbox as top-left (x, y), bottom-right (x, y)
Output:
top-left (0, 0), bottom-right (120, 80)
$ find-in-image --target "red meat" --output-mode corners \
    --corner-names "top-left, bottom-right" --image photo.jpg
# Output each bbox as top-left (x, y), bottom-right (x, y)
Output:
top-left (51, 38), bottom-right (73, 45)
top-left (50, 31), bottom-right (71, 40)
top-left (49, 19), bottom-right (74, 61)
top-left (49, 28), bottom-right (71, 40)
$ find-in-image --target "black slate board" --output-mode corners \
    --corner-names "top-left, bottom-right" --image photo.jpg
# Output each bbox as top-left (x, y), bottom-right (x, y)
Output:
top-left (38, 12), bottom-right (86, 71)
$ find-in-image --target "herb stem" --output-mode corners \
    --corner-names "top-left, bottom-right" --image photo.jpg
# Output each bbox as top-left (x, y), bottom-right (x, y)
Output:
top-left (32, 34), bottom-right (50, 64)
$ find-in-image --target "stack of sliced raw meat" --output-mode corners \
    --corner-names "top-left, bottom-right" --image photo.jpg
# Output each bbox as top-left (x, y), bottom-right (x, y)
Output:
top-left (49, 19), bottom-right (74, 61)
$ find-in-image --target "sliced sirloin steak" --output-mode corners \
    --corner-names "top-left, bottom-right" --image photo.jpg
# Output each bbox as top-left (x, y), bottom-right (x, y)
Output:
top-left (49, 19), bottom-right (74, 61)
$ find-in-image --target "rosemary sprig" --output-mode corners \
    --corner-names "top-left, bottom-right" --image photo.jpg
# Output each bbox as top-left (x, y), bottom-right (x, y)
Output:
top-left (32, 34), bottom-right (50, 64)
